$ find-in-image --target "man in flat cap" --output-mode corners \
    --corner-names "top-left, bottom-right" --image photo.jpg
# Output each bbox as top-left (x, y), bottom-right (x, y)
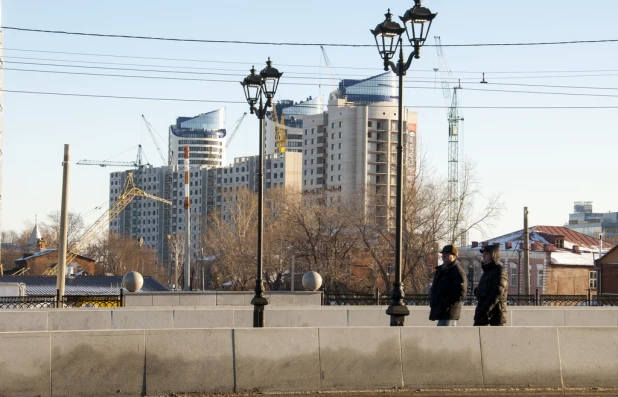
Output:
top-left (429, 244), bottom-right (467, 326)
top-left (474, 244), bottom-right (508, 326)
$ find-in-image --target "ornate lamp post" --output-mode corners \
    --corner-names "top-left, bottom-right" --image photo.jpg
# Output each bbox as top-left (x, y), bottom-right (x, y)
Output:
top-left (241, 58), bottom-right (283, 327)
top-left (370, 1), bottom-right (436, 326)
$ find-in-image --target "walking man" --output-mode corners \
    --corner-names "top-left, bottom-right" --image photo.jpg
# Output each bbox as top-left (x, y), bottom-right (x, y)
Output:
top-left (429, 244), bottom-right (467, 326)
top-left (474, 244), bottom-right (508, 326)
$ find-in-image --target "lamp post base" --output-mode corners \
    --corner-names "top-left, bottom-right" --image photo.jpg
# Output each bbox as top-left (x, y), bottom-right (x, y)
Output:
top-left (386, 304), bottom-right (410, 326)
top-left (251, 296), bottom-right (269, 327)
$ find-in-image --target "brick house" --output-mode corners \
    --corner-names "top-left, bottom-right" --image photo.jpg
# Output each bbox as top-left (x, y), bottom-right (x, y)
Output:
top-left (12, 249), bottom-right (95, 276)
top-left (596, 245), bottom-right (618, 294)
top-left (458, 226), bottom-right (614, 296)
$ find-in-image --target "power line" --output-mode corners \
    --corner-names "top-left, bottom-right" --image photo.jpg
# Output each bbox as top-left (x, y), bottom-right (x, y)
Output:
top-left (8, 66), bottom-right (618, 98)
top-left (3, 88), bottom-right (618, 109)
top-left (4, 26), bottom-right (618, 48)
top-left (6, 47), bottom-right (618, 76)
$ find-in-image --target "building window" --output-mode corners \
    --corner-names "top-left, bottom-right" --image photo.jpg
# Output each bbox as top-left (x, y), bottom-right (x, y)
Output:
top-left (331, 165), bottom-right (334, 171)
top-left (339, 132), bottom-right (342, 138)
top-left (311, 128), bottom-right (315, 134)
top-left (338, 164), bottom-right (341, 171)
top-left (537, 266), bottom-right (544, 288)
top-left (510, 265), bottom-right (517, 287)
top-left (339, 121), bottom-right (342, 127)
top-left (331, 122), bottom-right (335, 128)
top-left (338, 143), bottom-right (342, 149)
top-left (377, 122), bottom-right (381, 129)
top-left (590, 271), bottom-right (598, 289)
top-left (338, 175), bottom-right (341, 181)
top-left (338, 154), bottom-right (341, 160)
top-left (368, 121), bottom-right (373, 127)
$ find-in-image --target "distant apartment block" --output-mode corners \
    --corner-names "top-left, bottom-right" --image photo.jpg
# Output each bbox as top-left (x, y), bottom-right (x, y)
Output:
top-left (109, 152), bottom-right (302, 262)
top-left (565, 201), bottom-right (618, 239)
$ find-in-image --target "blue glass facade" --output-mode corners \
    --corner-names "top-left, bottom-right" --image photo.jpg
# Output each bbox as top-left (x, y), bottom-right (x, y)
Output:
top-left (339, 72), bottom-right (398, 104)
top-left (169, 108), bottom-right (226, 167)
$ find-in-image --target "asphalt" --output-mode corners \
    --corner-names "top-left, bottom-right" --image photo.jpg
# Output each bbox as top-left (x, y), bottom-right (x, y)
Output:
top-left (165, 388), bottom-right (618, 397)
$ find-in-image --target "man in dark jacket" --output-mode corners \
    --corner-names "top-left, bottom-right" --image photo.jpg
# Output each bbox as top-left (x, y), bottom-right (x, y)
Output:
top-left (429, 245), bottom-right (467, 326)
top-left (474, 244), bottom-right (508, 326)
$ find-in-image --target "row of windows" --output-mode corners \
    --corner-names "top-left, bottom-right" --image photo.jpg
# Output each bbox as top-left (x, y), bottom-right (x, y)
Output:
top-left (177, 140), bottom-right (222, 146)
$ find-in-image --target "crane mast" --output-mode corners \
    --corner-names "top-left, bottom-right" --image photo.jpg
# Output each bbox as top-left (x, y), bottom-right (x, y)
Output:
top-left (141, 115), bottom-right (167, 166)
top-left (225, 112), bottom-right (248, 149)
top-left (42, 172), bottom-right (171, 275)
top-left (435, 36), bottom-right (464, 243)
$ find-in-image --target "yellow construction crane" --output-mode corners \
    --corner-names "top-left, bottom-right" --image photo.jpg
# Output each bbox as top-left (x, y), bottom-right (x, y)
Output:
top-left (272, 105), bottom-right (287, 153)
top-left (41, 172), bottom-right (171, 276)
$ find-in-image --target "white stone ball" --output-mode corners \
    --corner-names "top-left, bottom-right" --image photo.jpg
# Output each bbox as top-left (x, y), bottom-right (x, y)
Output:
top-left (302, 271), bottom-right (322, 291)
top-left (122, 271), bottom-right (144, 292)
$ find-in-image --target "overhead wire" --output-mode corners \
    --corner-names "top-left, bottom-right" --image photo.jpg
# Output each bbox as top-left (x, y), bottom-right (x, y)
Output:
top-left (3, 88), bottom-right (618, 109)
top-left (4, 26), bottom-right (618, 48)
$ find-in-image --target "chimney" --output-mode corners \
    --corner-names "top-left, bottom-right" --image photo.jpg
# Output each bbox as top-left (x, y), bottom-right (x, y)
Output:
top-left (573, 245), bottom-right (580, 253)
top-left (471, 241), bottom-right (478, 248)
top-left (482, 241), bottom-right (489, 248)
top-left (543, 243), bottom-right (556, 252)
top-left (505, 242), bottom-right (513, 249)
top-left (493, 242), bottom-right (500, 248)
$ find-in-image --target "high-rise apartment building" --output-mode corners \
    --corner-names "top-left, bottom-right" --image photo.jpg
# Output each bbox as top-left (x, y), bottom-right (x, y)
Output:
top-left (565, 201), bottom-right (618, 238)
top-left (265, 96), bottom-right (325, 155)
top-left (299, 72), bottom-right (418, 228)
top-left (109, 152), bottom-right (302, 264)
top-left (168, 108), bottom-right (226, 167)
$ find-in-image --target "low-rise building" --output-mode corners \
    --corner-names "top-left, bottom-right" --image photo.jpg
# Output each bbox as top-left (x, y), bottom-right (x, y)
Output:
top-left (459, 226), bottom-right (614, 296)
top-left (596, 245), bottom-right (618, 294)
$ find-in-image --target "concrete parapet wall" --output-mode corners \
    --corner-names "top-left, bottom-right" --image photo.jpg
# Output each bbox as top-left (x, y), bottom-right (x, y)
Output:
top-left (1, 326), bottom-right (617, 396)
top-left (2, 306), bottom-right (618, 332)
top-left (124, 291), bottom-right (322, 307)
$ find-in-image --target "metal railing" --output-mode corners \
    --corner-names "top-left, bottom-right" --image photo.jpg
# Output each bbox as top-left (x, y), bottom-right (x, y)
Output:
top-left (324, 290), bottom-right (618, 307)
top-left (0, 290), bottom-right (124, 310)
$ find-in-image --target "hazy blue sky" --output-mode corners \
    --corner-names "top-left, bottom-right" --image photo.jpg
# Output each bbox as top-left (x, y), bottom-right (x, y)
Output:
top-left (2, 0), bottom-right (616, 242)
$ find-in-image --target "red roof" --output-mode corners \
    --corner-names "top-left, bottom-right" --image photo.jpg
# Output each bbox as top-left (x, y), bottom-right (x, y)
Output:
top-left (533, 226), bottom-right (613, 250)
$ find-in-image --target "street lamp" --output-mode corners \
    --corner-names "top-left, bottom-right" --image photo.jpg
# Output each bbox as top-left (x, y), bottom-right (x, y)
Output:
top-left (241, 58), bottom-right (283, 328)
top-left (370, 1), bottom-right (436, 326)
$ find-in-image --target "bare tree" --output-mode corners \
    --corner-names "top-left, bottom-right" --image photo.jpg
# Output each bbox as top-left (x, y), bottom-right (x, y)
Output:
top-left (201, 187), bottom-right (258, 290)
top-left (42, 211), bottom-right (85, 249)
top-left (283, 190), bottom-right (358, 292)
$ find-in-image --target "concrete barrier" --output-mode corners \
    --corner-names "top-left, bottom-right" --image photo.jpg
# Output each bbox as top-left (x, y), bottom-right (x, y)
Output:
top-left (0, 332), bottom-right (50, 397)
top-left (233, 327), bottom-right (321, 392)
top-left (0, 310), bottom-right (47, 332)
top-left (2, 306), bottom-right (618, 332)
top-left (51, 330), bottom-right (145, 396)
top-left (1, 326), bottom-right (618, 395)
top-left (124, 291), bottom-right (323, 307)
top-left (318, 327), bottom-right (402, 390)
top-left (558, 327), bottom-right (618, 387)
top-left (480, 327), bottom-right (562, 387)
top-left (401, 327), bottom-right (483, 388)
top-left (145, 329), bottom-right (235, 395)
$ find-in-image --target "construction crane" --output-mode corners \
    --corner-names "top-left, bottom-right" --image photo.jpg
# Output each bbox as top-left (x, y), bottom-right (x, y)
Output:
top-left (435, 36), bottom-right (464, 244)
top-left (42, 172), bottom-right (172, 276)
top-left (225, 112), bottom-right (248, 149)
top-left (141, 115), bottom-right (168, 166)
top-left (76, 145), bottom-right (147, 169)
top-left (320, 45), bottom-right (341, 98)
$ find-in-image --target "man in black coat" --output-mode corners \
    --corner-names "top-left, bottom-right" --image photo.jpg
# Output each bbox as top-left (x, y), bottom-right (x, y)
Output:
top-left (474, 244), bottom-right (508, 326)
top-left (429, 245), bottom-right (467, 326)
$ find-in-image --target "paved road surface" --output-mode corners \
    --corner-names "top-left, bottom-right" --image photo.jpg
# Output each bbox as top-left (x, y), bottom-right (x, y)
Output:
top-left (167, 388), bottom-right (618, 397)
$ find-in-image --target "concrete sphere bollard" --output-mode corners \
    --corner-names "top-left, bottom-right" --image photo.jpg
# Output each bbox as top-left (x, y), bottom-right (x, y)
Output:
top-left (302, 271), bottom-right (322, 291)
top-left (122, 271), bottom-right (144, 292)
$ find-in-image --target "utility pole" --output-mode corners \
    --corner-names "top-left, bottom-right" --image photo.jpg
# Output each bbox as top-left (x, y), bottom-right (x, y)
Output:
top-left (183, 146), bottom-right (191, 291)
top-left (523, 207), bottom-right (530, 295)
top-left (56, 144), bottom-right (70, 306)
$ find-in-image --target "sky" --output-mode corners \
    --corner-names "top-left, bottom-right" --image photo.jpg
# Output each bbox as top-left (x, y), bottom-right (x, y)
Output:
top-left (1, 0), bottom-right (616, 243)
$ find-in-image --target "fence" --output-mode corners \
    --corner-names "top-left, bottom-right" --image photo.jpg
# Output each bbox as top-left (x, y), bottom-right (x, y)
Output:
top-left (0, 290), bottom-right (124, 310)
top-left (324, 289), bottom-right (618, 307)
